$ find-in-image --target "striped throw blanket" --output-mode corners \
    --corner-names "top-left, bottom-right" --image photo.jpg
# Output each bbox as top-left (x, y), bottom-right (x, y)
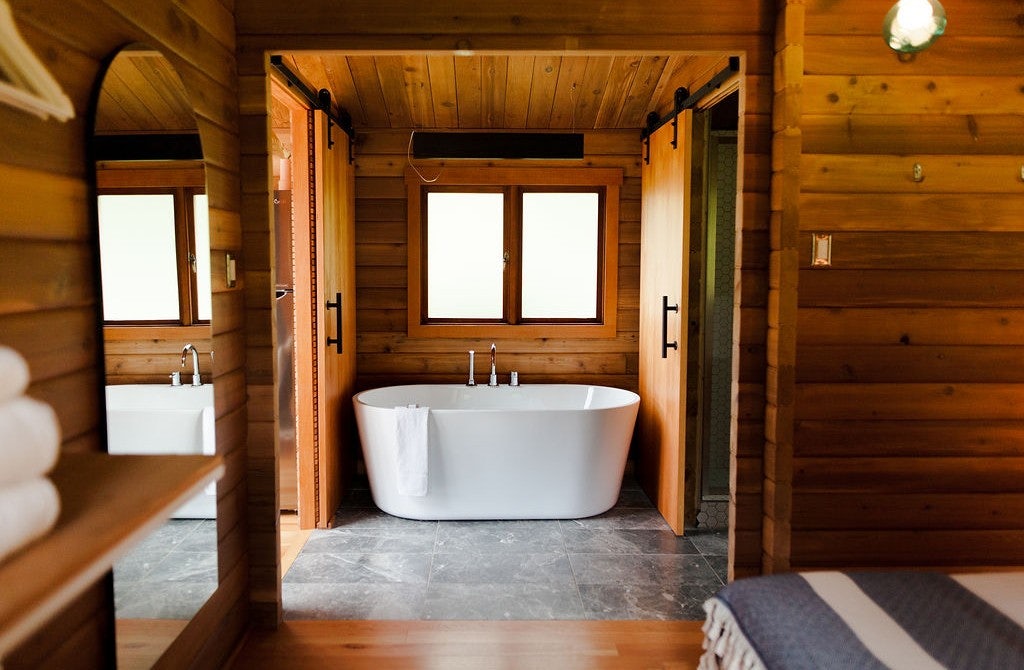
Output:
top-left (700, 571), bottom-right (1024, 670)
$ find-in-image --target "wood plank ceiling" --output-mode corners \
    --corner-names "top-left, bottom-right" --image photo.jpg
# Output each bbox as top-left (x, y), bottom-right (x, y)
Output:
top-left (274, 53), bottom-right (726, 130)
top-left (97, 51), bottom-right (727, 135)
top-left (94, 49), bottom-right (197, 134)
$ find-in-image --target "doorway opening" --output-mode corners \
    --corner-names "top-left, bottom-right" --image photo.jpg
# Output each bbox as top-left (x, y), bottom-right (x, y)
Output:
top-left (267, 49), bottom-right (746, 620)
top-left (687, 91), bottom-right (740, 531)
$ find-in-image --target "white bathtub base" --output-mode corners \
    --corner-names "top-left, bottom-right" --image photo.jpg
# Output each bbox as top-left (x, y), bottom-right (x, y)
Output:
top-left (354, 384), bottom-right (640, 521)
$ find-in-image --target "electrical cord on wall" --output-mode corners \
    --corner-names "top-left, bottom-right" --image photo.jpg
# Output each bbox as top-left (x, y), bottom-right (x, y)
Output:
top-left (407, 129), bottom-right (442, 183)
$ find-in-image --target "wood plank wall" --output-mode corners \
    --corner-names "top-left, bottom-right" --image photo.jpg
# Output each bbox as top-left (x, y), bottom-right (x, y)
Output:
top-left (237, 50), bottom-right (281, 628)
top-left (236, 0), bottom-right (775, 589)
top-left (781, 0), bottom-right (1024, 571)
top-left (354, 130), bottom-right (640, 391)
top-left (762, 1), bottom-right (803, 573)
top-left (104, 326), bottom-right (213, 385)
top-left (0, 1), bottom-right (247, 667)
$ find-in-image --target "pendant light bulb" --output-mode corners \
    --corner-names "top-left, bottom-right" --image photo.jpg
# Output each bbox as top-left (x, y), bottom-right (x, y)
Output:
top-left (883, 0), bottom-right (947, 53)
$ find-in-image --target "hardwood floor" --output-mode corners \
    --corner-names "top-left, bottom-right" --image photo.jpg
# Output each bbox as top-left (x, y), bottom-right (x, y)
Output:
top-left (230, 619), bottom-right (706, 669)
top-left (280, 512), bottom-right (312, 575)
top-left (115, 619), bottom-right (188, 670)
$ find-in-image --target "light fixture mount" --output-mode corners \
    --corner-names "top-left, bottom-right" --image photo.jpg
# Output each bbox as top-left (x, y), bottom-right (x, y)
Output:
top-left (883, 0), bottom-right (947, 54)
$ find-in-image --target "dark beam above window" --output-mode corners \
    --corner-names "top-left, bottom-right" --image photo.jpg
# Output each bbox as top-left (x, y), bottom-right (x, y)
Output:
top-left (92, 134), bottom-right (203, 161)
top-left (411, 132), bottom-right (584, 160)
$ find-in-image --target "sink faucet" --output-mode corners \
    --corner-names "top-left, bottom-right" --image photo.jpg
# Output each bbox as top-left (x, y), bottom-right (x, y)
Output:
top-left (181, 343), bottom-right (202, 387)
top-left (488, 343), bottom-right (498, 387)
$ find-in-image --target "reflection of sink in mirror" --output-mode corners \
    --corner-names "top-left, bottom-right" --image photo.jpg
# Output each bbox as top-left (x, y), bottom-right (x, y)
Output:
top-left (105, 384), bottom-right (216, 518)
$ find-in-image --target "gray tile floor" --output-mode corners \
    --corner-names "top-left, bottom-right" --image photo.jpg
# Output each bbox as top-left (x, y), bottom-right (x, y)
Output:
top-left (283, 476), bottom-right (728, 621)
top-left (113, 518), bottom-right (219, 619)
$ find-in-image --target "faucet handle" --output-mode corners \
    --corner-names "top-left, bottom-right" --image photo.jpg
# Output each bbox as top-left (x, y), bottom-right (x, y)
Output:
top-left (170, 371), bottom-right (182, 386)
top-left (510, 371), bottom-right (519, 387)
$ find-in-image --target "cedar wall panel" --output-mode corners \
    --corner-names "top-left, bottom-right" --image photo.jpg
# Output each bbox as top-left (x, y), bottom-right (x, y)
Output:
top-left (237, 0), bottom-right (775, 592)
top-left (788, 0), bottom-right (1024, 570)
top-left (0, 1), bottom-right (245, 668)
top-left (354, 129), bottom-right (641, 392)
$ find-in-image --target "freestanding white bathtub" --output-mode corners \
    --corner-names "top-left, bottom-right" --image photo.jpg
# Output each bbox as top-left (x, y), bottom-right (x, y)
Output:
top-left (352, 384), bottom-right (640, 520)
top-left (105, 384), bottom-right (216, 518)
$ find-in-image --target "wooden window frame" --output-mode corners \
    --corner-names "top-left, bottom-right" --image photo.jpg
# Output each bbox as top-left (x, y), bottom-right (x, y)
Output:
top-left (96, 161), bottom-right (208, 327)
top-left (407, 166), bottom-right (621, 339)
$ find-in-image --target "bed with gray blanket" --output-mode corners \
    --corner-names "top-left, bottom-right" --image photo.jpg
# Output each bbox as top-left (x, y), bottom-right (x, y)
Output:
top-left (700, 571), bottom-right (1024, 669)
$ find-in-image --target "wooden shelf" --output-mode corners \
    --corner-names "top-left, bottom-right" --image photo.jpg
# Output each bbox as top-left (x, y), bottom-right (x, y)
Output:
top-left (0, 453), bottom-right (224, 659)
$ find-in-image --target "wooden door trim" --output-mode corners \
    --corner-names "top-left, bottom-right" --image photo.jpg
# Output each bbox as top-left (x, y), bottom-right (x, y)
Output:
top-left (272, 78), bottom-right (319, 529)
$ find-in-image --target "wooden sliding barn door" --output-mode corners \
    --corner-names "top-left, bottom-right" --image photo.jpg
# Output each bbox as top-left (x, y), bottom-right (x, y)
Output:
top-left (638, 111), bottom-right (693, 535)
top-left (296, 109), bottom-right (357, 528)
top-left (313, 109), bottom-right (357, 527)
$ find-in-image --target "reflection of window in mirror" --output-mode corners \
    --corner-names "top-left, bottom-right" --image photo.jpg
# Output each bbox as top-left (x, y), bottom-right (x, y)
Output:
top-left (96, 164), bottom-right (209, 325)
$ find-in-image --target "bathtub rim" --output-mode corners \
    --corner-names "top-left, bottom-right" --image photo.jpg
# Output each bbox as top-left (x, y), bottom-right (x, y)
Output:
top-left (352, 382), bottom-right (639, 413)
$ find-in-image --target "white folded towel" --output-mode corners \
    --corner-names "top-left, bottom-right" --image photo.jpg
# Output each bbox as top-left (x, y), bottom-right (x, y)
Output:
top-left (394, 404), bottom-right (429, 497)
top-left (0, 395), bottom-right (61, 486)
top-left (0, 346), bottom-right (30, 404)
top-left (0, 477), bottom-right (60, 562)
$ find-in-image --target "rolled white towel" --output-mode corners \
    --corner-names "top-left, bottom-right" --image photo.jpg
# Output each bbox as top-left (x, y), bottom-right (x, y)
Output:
top-left (0, 346), bottom-right (30, 404)
top-left (0, 477), bottom-right (61, 563)
top-left (0, 396), bottom-right (61, 485)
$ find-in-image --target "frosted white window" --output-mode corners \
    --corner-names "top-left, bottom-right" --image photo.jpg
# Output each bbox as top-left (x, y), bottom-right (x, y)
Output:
top-left (193, 194), bottom-right (212, 321)
top-left (98, 194), bottom-right (179, 321)
top-left (521, 192), bottom-right (599, 319)
top-left (426, 192), bottom-right (504, 319)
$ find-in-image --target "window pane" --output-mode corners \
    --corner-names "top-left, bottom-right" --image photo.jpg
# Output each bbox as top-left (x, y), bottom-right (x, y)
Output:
top-left (426, 192), bottom-right (504, 319)
top-left (98, 194), bottom-right (179, 321)
top-left (521, 192), bottom-right (599, 319)
top-left (193, 194), bottom-right (212, 321)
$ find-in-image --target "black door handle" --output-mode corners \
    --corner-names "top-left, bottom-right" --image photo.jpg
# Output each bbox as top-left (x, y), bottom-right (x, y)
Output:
top-left (325, 292), bottom-right (342, 354)
top-left (661, 295), bottom-right (678, 359)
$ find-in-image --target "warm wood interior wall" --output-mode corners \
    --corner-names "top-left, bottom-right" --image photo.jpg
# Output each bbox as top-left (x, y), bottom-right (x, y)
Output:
top-left (0, 1), bottom-right (246, 667)
top-left (237, 0), bottom-right (774, 589)
top-left (103, 326), bottom-right (213, 385)
top-left (354, 130), bottom-right (641, 391)
top-left (781, 0), bottom-right (1024, 570)
top-left (237, 52), bottom-right (281, 627)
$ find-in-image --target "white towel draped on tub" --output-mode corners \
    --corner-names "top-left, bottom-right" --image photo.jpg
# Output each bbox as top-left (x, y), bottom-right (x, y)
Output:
top-left (0, 477), bottom-right (60, 561)
top-left (0, 395), bottom-right (60, 485)
top-left (394, 404), bottom-right (429, 496)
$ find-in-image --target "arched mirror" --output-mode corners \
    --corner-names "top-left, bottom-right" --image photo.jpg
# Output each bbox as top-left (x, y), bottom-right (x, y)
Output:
top-left (92, 45), bottom-right (218, 669)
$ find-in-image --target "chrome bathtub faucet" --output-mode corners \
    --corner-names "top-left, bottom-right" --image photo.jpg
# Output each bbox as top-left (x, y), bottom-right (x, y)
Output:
top-left (466, 349), bottom-right (476, 386)
top-left (181, 343), bottom-right (202, 387)
top-left (488, 343), bottom-right (498, 387)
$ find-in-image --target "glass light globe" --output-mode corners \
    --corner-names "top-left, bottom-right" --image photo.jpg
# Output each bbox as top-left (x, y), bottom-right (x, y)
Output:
top-left (883, 0), bottom-right (947, 53)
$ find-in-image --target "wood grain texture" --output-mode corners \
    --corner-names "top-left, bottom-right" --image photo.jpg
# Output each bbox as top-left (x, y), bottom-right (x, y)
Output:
top-left (789, 0), bottom-right (1024, 570)
top-left (762, 0), bottom-right (803, 574)
top-left (231, 620), bottom-right (706, 670)
top-left (0, 2), bottom-right (245, 668)
top-left (637, 114), bottom-right (692, 535)
top-left (314, 110), bottom-right (359, 527)
top-left (360, 138), bottom-right (634, 388)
